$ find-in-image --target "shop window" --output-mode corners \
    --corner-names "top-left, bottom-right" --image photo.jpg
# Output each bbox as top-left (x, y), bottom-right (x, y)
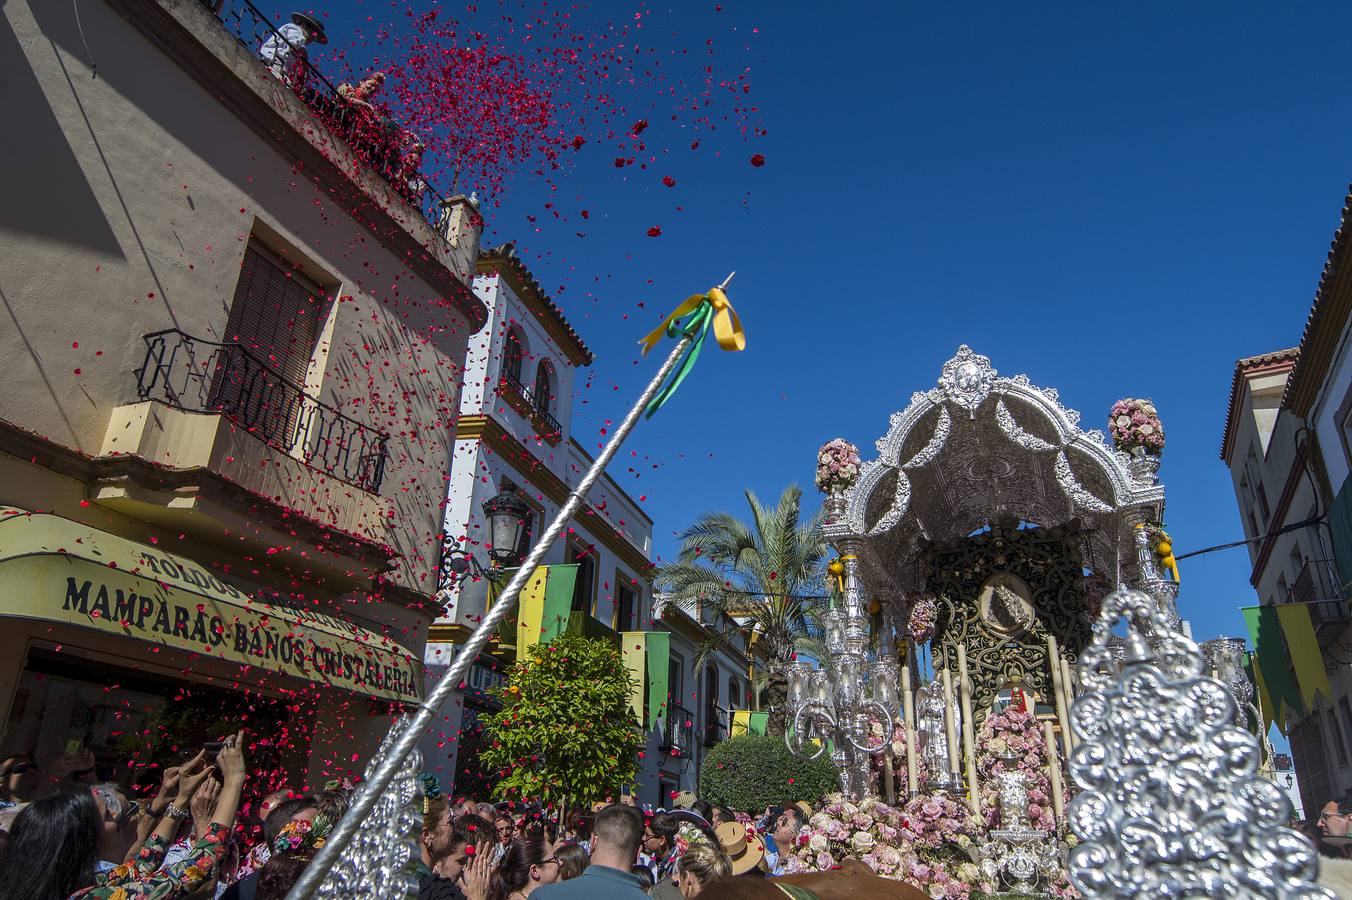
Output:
top-left (569, 541), bottom-right (596, 614)
top-left (728, 676), bottom-right (741, 709)
top-left (5, 650), bottom-right (303, 796)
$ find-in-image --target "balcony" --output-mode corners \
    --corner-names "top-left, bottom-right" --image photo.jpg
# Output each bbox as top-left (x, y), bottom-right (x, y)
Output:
top-left (498, 374), bottom-right (564, 445)
top-left (661, 704), bottom-right (695, 758)
top-left (137, 330), bottom-right (389, 492)
top-left (1290, 560), bottom-right (1351, 646)
top-left (96, 331), bottom-right (394, 549)
top-left (208, 0), bottom-right (454, 236)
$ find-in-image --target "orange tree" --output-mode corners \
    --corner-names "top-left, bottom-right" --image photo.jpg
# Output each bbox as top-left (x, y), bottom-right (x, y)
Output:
top-left (480, 635), bottom-right (642, 810)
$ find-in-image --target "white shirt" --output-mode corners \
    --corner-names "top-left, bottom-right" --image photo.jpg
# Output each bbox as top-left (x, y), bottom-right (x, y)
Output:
top-left (258, 23), bottom-right (307, 65)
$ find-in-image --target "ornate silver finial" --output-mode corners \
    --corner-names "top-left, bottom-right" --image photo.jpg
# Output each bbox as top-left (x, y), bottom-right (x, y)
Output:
top-left (310, 719), bottom-right (424, 899)
top-left (938, 345), bottom-right (997, 417)
top-left (1067, 587), bottom-right (1332, 898)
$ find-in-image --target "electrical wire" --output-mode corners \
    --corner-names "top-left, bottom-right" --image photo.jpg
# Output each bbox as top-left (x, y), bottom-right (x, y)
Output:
top-left (72, 0), bottom-right (98, 79)
top-left (1175, 515), bottom-right (1325, 561)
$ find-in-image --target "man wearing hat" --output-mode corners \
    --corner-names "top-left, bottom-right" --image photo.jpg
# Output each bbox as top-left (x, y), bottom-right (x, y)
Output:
top-left (258, 12), bottom-right (327, 84)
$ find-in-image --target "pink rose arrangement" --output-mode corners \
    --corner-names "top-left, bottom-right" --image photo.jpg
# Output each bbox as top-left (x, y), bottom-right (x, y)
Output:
top-left (1108, 398), bottom-right (1165, 456)
top-left (815, 438), bottom-right (861, 494)
top-left (975, 705), bottom-right (1068, 837)
top-left (907, 597), bottom-right (937, 644)
top-left (785, 792), bottom-right (992, 899)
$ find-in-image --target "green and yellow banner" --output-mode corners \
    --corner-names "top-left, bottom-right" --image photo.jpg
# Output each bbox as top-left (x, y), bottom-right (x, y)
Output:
top-left (511, 564), bottom-right (578, 654)
top-left (1242, 604), bottom-right (1304, 734)
top-left (1275, 602), bottom-right (1333, 708)
top-left (621, 632), bottom-right (648, 723)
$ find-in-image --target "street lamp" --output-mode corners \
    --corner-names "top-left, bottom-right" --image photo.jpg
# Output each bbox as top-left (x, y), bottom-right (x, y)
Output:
top-left (437, 490), bottom-right (533, 592)
top-left (482, 490), bottom-right (532, 568)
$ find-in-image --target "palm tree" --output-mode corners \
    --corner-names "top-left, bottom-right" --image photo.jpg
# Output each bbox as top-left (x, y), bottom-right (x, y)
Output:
top-left (656, 484), bottom-right (830, 736)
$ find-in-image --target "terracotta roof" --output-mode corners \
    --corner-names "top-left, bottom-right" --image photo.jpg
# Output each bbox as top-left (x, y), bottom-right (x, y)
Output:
top-left (1219, 348), bottom-right (1299, 463)
top-left (476, 244), bottom-right (594, 367)
top-left (1283, 187), bottom-right (1352, 418)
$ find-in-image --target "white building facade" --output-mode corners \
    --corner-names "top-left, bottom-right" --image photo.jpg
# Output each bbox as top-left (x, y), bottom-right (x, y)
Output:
top-left (419, 246), bottom-right (754, 804)
top-left (1221, 190), bottom-right (1352, 818)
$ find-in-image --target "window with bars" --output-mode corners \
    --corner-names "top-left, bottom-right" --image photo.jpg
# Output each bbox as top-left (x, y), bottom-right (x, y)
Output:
top-left (502, 327), bottom-right (526, 385)
top-left (533, 360), bottom-right (554, 416)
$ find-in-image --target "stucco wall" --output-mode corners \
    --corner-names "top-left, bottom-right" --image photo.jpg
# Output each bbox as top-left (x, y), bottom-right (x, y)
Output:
top-left (1, 0), bottom-right (476, 598)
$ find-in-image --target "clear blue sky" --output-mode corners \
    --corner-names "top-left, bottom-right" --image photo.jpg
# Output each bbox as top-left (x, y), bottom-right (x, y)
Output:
top-left (303, 2), bottom-right (1350, 647)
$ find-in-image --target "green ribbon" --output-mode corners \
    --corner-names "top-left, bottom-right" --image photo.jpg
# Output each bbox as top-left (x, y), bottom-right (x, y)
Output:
top-left (643, 300), bottom-right (714, 418)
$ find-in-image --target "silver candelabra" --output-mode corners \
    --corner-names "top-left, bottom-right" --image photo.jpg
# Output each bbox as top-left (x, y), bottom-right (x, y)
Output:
top-left (784, 542), bottom-right (901, 800)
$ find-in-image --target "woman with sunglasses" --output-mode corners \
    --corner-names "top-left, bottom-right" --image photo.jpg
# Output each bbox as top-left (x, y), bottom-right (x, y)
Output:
top-left (487, 831), bottom-right (562, 900)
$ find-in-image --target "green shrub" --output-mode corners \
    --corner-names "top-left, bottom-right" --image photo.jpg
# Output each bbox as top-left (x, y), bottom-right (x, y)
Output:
top-left (699, 733), bottom-right (839, 812)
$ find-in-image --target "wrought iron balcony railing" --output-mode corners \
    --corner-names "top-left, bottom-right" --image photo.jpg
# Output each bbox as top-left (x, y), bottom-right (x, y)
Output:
top-left (499, 373), bottom-right (564, 443)
top-left (137, 329), bottom-right (389, 493)
top-left (661, 703), bottom-right (694, 757)
top-left (206, 0), bottom-right (455, 233)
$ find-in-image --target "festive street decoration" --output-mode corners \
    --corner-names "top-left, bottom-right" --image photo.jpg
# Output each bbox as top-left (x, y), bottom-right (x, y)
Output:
top-left (1107, 398), bottom-right (1165, 456)
top-left (287, 279), bottom-right (747, 899)
top-left (639, 277), bottom-right (745, 417)
top-left (1069, 586), bottom-right (1330, 898)
top-left (815, 438), bottom-right (862, 495)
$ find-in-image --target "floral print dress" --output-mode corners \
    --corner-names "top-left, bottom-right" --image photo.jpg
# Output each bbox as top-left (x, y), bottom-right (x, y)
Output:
top-left (71, 822), bottom-right (229, 899)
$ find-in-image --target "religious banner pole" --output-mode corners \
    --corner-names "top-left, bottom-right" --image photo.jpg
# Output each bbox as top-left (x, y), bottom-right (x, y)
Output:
top-left (288, 275), bottom-right (744, 900)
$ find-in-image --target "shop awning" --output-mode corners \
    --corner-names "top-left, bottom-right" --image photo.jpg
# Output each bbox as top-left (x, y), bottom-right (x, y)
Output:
top-left (0, 508), bottom-right (422, 703)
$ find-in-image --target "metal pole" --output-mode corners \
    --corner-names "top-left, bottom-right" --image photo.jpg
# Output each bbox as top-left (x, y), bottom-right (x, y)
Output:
top-left (287, 325), bottom-right (699, 900)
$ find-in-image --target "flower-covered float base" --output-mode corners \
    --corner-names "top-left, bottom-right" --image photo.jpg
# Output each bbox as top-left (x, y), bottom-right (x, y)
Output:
top-left (789, 705), bottom-right (1080, 899)
top-left (785, 792), bottom-right (1078, 899)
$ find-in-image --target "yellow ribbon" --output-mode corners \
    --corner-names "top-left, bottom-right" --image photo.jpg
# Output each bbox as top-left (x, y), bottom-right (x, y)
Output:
top-left (639, 287), bottom-right (745, 355)
top-left (638, 286), bottom-right (746, 418)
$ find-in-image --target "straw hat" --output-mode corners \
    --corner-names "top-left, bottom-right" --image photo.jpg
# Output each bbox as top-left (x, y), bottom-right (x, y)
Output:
top-left (792, 800), bottom-right (813, 820)
top-left (672, 790), bottom-right (697, 810)
top-left (714, 821), bottom-right (765, 876)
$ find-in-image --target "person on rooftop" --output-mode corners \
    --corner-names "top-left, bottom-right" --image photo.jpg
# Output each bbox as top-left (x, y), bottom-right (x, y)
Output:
top-left (258, 12), bottom-right (327, 85)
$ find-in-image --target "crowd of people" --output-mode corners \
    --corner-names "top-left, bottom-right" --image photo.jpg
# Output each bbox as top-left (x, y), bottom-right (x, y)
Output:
top-left (413, 792), bottom-right (815, 900)
top-left (0, 737), bottom-right (826, 900)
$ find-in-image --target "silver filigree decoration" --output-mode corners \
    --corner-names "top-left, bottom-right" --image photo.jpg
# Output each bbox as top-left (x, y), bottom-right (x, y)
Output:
top-left (1068, 587), bottom-right (1333, 899)
top-left (867, 469), bottom-right (911, 537)
top-left (995, 399), bottom-right (1058, 453)
top-left (938, 345), bottom-right (997, 417)
top-left (902, 408), bottom-right (951, 470)
top-left (313, 719), bottom-right (424, 899)
top-left (1054, 452), bottom-right (1114, 514)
